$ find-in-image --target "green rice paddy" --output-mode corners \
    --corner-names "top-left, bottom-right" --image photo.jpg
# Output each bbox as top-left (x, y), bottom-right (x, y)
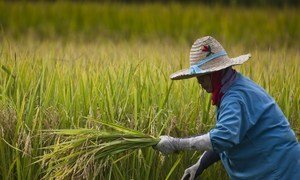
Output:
top-left (0, 2), bottom-right (299, 179)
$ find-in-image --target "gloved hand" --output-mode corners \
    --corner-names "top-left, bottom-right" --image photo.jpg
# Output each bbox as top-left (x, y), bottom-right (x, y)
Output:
top-left (154, 135), bottom-right (181, 154)
top-left (154, 133), bottom-right (212, 155)
top-left (181, 161), bottom-right (201, 180)
top-left (182, 151), bottom-right (221, 180)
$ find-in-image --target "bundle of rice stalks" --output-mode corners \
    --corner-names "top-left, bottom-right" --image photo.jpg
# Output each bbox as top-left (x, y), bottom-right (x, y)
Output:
top-left (37, 122), bottom-right (160, 179)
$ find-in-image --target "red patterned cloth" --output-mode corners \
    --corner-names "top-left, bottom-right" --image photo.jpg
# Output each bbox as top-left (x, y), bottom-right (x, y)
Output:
top-left (211, 68), bottom-right (237, 107)
top-left (211, 70), bottom-right (224, 107)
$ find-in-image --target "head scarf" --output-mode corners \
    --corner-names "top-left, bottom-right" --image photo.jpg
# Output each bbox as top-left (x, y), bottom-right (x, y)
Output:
top-left (211, 67), bottom-right (237, 107)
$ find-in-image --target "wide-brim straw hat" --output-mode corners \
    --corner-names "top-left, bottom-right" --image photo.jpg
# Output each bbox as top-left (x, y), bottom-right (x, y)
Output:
top-left (170, 36), bottom-right (251, 80)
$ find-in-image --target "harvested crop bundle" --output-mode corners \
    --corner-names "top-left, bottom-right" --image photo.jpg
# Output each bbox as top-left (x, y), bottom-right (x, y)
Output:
top-left (38, 122), bottom-right (159, 179)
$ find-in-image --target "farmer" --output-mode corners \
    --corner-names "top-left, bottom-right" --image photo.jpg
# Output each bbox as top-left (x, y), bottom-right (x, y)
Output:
top-left (154, 36), bottom-right (300, 180)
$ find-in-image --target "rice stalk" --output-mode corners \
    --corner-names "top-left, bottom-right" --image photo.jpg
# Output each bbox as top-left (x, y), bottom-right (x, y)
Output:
top-left (38, 122), bottom-right (160, 179)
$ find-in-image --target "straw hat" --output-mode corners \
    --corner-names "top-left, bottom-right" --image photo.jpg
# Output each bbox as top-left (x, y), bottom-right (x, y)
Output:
top-left (170, 36), bottom-right (251, 80)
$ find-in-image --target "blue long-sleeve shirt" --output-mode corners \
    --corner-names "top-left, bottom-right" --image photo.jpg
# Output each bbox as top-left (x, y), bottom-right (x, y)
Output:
top-left (209, 73), bottom-right (300, 180)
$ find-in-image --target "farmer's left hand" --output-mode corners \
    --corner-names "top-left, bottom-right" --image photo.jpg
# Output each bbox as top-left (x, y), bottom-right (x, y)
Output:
top-left (181, 162), bottom-right (201, 180)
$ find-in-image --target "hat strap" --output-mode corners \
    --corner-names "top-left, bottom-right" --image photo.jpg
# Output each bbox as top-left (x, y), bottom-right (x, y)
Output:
top-left (190, 50), bottom-right (227, 74)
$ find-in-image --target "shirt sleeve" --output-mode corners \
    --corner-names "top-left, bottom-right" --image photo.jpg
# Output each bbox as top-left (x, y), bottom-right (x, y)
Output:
top-left (209, 99), bottom-right (253, 153)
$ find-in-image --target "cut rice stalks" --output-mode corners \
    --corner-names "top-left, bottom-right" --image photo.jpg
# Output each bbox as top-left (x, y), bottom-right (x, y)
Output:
top-left (37, 122), bottom-right (160, 179)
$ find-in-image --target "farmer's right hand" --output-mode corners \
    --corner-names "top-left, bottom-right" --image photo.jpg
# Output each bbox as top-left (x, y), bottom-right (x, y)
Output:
top-left (154, 135), bottom-right (180, 155)
top-left (155, 133), bottom-right (213, 155)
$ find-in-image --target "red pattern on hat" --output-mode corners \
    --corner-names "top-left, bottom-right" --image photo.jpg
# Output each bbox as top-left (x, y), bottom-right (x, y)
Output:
top-left (201, 45), bottom-right (210, 52)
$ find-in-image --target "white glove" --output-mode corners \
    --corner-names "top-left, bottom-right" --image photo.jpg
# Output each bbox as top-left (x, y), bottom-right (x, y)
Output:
top-left (182, 150), bottom-right (221, 180)
top-left (154, 135), bottom-right (181, 154)
top-left (181, 162), bottom-right (200, 180)
top-left (155, 133), bottom-right (212, 155)
top-left (181, 153), bottom-right (205, 180)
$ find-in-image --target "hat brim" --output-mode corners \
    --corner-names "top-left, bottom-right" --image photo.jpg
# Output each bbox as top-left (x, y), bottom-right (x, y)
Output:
top-left (170, 53), bottom-right (251, 80)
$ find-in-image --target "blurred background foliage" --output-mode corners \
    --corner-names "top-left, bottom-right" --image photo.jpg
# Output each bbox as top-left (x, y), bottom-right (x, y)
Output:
top-left (1, 0), bottom-right (300, 7)
top-left (0, 1), bottom-right (299, 49)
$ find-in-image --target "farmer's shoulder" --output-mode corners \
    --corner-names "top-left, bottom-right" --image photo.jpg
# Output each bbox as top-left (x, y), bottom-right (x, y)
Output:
top-left (231, 73), bottom-right (264, 92)
top-left (222, 73), bottom-right (273, 106)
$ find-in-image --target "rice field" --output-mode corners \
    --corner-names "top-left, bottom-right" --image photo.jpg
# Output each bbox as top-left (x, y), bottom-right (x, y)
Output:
top-left (0, 2), bottom-right (299, 180)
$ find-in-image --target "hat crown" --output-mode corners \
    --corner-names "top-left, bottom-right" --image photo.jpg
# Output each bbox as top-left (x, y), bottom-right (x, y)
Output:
top-left (189, 36), bottom-right (226, 66)
top-left (169, 35), bottom-right (250, 80)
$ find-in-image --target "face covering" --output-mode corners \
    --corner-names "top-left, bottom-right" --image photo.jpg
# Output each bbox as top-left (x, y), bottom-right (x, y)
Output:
top-left (211, 67), bottom-right (237, 107)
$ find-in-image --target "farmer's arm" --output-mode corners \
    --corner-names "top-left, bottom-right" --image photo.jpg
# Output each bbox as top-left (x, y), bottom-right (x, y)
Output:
top-left (209, 99), bottom-right (254, 152)
top-left (155, 133), bottom-right (213, 154)
top-left (196, 150), bottom-right (220, 174)
top-left (155, 96), bottom-right (254, 154)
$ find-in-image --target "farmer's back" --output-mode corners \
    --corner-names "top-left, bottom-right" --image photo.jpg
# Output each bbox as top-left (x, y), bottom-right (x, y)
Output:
top-left (210, 73), bottom-right (300, 179)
